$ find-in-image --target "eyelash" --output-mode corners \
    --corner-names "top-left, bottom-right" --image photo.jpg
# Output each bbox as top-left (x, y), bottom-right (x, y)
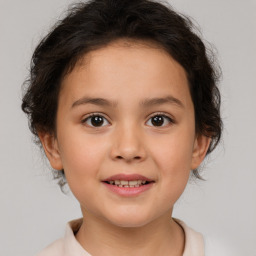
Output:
top-left (81, 113), bottom-right (110, 127)
top-left (147, 112), bottom-right (174, 127)
top-left (81, 112), bottom-right (174, 128)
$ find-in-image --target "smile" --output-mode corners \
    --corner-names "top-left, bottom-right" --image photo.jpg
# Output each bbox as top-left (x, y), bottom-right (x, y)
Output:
top-left (102, 174), bottom-right (155, 197)
top-left (105, 180), bottom-right (151, 187)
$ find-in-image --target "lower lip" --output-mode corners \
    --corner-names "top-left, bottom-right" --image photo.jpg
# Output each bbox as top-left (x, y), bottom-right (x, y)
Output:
top-left (102, 182), bottom-right (154, 197)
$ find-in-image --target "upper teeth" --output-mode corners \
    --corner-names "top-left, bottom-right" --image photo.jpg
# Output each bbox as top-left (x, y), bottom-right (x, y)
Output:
top-left (109, 180), bottom-right (147, 187)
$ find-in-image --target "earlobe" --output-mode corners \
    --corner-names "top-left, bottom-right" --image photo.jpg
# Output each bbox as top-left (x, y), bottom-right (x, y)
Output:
top-left (38, 132), bottom-right (63, 170)
top-left (191, 135), bottom-right (211, 170)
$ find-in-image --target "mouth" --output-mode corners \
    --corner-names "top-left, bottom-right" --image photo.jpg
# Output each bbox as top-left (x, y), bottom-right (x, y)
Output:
top-left (102, 174), bottom-right (155, 196)
top-left (103, 179), bottom-right (153, 188)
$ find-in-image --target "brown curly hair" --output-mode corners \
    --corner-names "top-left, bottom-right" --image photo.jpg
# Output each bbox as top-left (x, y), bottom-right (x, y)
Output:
top-left (22, 0), bottom-right (222, 186)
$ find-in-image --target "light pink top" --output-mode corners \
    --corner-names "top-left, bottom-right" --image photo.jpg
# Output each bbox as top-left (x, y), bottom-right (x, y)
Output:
top-left (36, 218), bottom-right (204, 256)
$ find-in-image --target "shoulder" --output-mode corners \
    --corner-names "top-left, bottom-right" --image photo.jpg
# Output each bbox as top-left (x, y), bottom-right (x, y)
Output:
top-left (175, 219), bottom-right (235, 256)
top-left (175, 219), bottom-right (204, 256)
top-left (204, 236), bottom-right (236, 256)
top-left (36, 238), bottom-right (64, 256)
top-left (35, 218), bottom-right (90, 256)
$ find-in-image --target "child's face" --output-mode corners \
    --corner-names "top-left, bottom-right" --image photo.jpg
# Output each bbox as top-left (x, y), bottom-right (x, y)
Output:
top-left (41, 40), bottom-right (210, 227)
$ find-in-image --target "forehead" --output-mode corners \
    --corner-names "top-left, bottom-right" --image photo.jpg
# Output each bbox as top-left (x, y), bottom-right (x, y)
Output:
top-left (59, 40), bottom-right (192, 109)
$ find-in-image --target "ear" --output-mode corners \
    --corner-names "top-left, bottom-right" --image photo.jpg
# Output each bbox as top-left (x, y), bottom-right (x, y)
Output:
top-left (191, 135), bottom-right (211, 170)
top-left (38, 132), bottom-right (63, 170)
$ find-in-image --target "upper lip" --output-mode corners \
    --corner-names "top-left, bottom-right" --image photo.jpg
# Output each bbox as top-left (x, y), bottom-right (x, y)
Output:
top-left (103, 174), bottom-right (154, 182)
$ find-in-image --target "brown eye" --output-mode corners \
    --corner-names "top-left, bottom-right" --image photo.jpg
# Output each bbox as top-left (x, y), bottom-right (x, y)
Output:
top-left (152, 116), bottom-right (164, 126)
top-left (146, 114), bottom-right (173, 127)
top-left (83, 115), bottom-right (109, 127)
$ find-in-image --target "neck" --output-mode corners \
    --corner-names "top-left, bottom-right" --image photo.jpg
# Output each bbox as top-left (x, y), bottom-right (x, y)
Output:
top-left (76, 209), bottom-right (185, 256)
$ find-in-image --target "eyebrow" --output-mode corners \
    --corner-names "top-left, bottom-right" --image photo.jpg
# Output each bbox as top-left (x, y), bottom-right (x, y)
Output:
top-left (71, 96), bottom-right (184, 109)
top-left (140, 96), bottom-right (184, 108)
top-left (72, 97), bottom-right (118, 108)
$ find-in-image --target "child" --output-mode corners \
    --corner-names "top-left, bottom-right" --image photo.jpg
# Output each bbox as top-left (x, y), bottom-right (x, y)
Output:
top-left (22, 0), bottom-right (222, 255)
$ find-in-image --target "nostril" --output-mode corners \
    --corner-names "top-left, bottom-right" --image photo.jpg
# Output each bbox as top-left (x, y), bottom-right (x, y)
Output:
top-left (116, 155), bottom-right (141, 160)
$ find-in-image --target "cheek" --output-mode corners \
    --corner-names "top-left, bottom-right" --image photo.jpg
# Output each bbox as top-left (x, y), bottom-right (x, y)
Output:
top-left (150, 131), bottom-right (194, 174)
top-left (57, 132), bottom-right (107, 186)
top-left (148, 129), bottom-right (194, 201)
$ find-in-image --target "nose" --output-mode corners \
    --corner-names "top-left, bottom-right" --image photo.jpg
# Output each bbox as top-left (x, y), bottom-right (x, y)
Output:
top-left (109, 123), bottom-right (147, 163)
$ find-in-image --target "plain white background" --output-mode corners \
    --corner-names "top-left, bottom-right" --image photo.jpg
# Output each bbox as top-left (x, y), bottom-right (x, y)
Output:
top-left (0, 0), bottom-right (255, 255)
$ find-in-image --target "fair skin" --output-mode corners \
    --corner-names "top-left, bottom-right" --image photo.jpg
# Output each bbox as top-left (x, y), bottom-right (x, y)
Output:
top-left (39, 40), bottom-right (210, 256)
